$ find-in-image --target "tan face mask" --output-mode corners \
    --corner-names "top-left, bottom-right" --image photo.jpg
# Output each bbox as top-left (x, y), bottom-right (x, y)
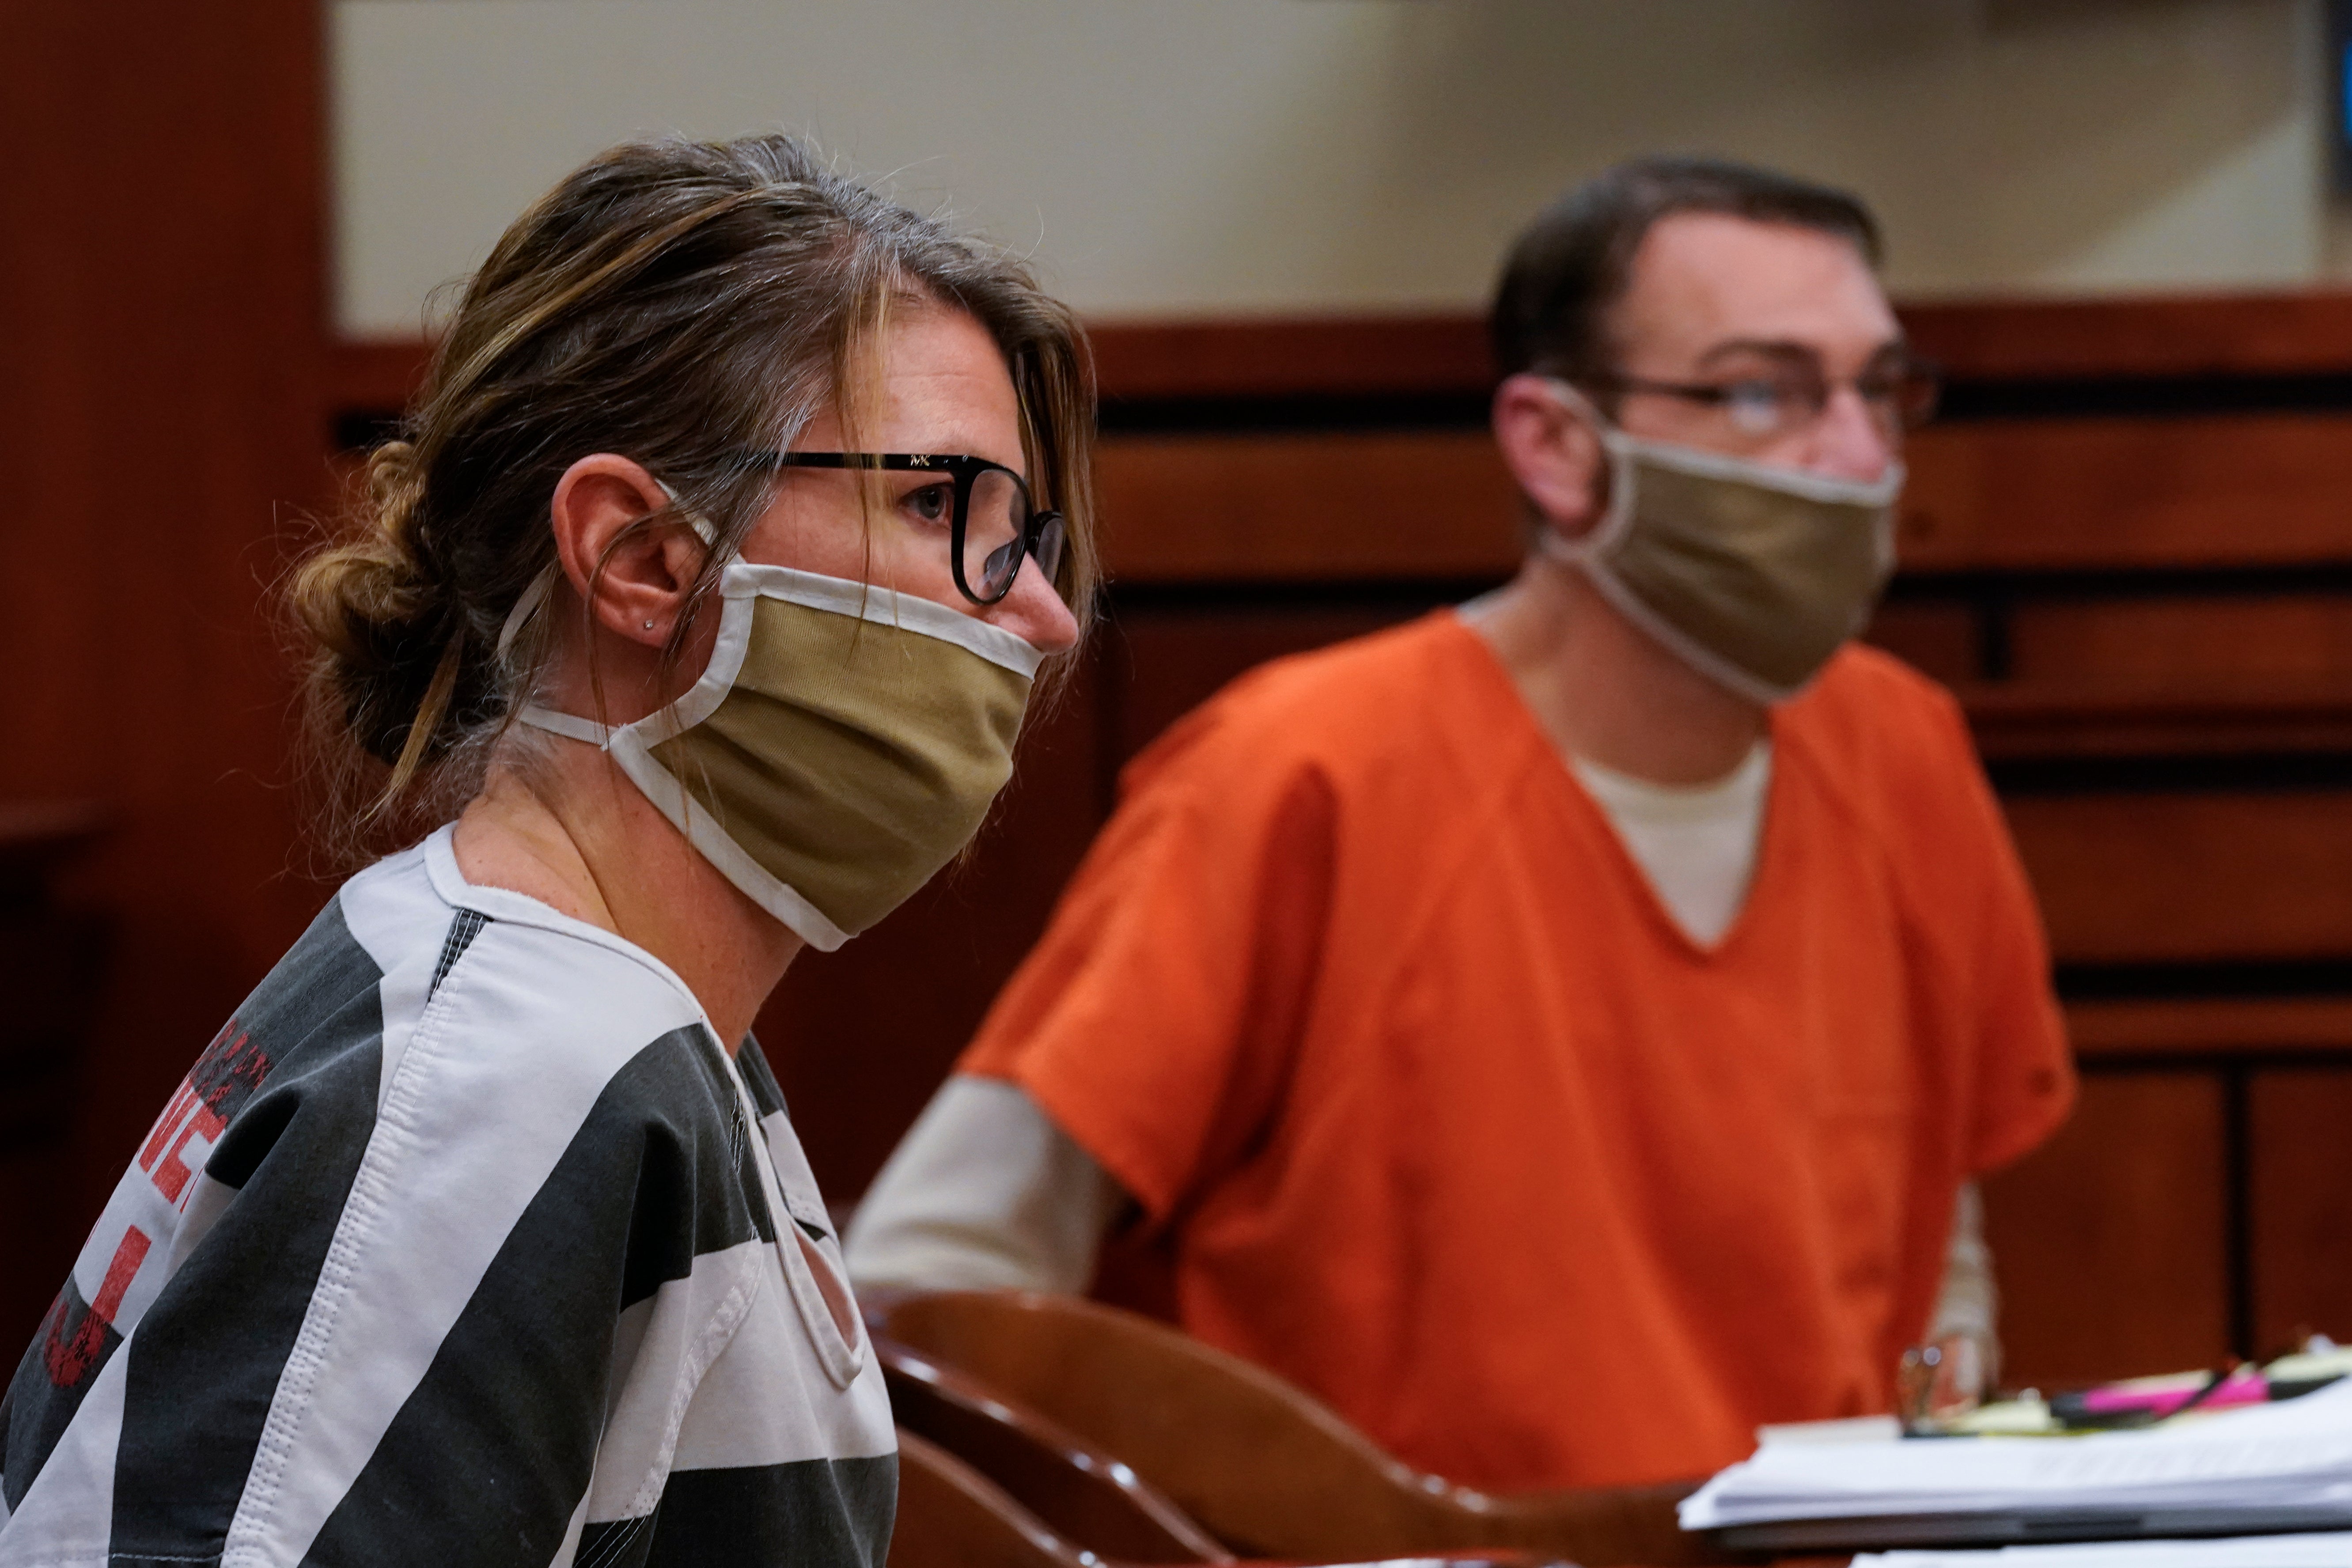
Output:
top-left (515, 561), bottom-right (1042, 951)
top-left (1540, 384), bottom-right (1903, 704)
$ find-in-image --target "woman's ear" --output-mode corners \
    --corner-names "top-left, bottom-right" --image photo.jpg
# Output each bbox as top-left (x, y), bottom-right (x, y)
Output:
top-left (1491, 375), bottom-right (1607, 545)
top-left (548, 455), bottom-right (708, 644)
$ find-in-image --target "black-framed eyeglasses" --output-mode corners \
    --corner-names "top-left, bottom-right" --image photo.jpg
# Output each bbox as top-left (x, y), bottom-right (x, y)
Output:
top-left (744, 451), bottom-right (1070, 608)
top-left (1584, 356), bottom-right (1941, 439)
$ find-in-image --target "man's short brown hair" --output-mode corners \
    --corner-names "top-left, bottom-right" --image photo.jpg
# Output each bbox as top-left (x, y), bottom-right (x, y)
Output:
top-left (1490, 155), bottom-right (1883, 385)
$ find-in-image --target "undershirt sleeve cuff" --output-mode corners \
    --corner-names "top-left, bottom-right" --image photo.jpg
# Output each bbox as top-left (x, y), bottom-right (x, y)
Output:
top-left (845, 1075), bottom-right (1123, 1292)
top-left (1010, 1059), bottom-right (1181, 1227)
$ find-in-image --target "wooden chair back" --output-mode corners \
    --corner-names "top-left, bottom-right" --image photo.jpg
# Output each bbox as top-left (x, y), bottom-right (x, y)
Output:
top-left (878, 1290), bottom-right (1727, 1567)
top-left (891, 1428), bottom-right (1096, 1568)
top-left (879, 1336), bottom-right (1232, 1563)
top-left (890, 1424), bottom-right (1574, 1568)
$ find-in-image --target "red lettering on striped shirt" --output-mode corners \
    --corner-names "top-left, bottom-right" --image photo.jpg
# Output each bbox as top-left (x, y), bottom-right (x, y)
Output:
top-left (43, 1226), bottom-right (151, 1387)
top-left (91, 1227), bottom-right (150, 1320)
top-left (137, 1081), bottom-right (200, 1173)
top-left (137, 1023), bottom-right (252, 1202)
top-left (151, 1101), bottom-right (226, 1203)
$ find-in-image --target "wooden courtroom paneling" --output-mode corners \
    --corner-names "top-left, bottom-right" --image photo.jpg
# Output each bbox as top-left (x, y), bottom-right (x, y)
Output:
top-left (1094, 432), bottom-right (1522, 583)
top-left (0, 807), bottom-right (111, 1357)
top-left (1106, 603), bottom-right (1441, 765)
top-left (1964, 680), bottom-right (2352, 761)
top-left (2068, 997), bottom-right (2352, 1057)
top-left (2007, 597), bottom-right (2352, 685)
top-left (1900, 292), bottom-right (2352, 381)
top-left (326, 336), bottom-right (437, 419)
top-left (332, 291), bottom-right (2352, 413)
top-left (1090, 292), bottom-right (2352, 391)
top-left (0, 0), bottom-right (330, 1350)
top-left (2003, 792), bottom-right (2352, 963)
top-left (1861, 600), bottom-right (1981, 686)
top-left (1082, 415), bottom-right (2352, 586)
top-left (1094, 292), bottom-right (2352, 393)
top-left (1095, 291), bottom-right (2352, 391)
top-left (1091, 417), bottom-right (2352, 583)
top-left (2250, 1069), bottom-right (2352, 1354)
top-left (1899, 416), bottom-right (2352, 572)
top-left (1981, 1073), bottom-right (2229, 1388)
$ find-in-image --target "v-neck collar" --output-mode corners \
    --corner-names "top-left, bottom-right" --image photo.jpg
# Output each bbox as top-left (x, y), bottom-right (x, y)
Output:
top-left (1441, 608), bottom-right (1787, 964)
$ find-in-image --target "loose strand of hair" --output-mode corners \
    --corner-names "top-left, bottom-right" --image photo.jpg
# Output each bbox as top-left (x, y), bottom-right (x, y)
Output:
top-left (835, 263), bottom-right (904, 650)
top-left (379, 630), bottom-right (466, 813)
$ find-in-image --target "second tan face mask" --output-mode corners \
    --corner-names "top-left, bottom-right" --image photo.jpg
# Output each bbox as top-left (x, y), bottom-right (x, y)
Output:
top-left (1541, 383), bottom-right (1904, 704)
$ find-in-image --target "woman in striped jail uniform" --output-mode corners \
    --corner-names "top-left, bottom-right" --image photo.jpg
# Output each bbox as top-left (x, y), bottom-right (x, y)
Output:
top-left (0, 130), bottom-right (1094, 1568)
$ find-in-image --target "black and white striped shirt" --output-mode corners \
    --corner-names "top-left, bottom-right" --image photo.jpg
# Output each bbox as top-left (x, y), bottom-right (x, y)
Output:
top-left (0, 826), bottom-right (896, 1567)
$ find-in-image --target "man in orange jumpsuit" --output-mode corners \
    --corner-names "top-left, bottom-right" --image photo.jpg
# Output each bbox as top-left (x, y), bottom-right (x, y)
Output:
top-left (847, 157), bottom-right (2076, 1491)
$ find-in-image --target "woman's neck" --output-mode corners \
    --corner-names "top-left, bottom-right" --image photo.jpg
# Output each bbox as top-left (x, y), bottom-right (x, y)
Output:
top-left (451, 754), bottom-right (804, 1052)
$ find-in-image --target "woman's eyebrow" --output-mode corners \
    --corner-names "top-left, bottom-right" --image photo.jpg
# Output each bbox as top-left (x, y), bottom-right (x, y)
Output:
top-left (918, 436), bottom-right (1028, 478)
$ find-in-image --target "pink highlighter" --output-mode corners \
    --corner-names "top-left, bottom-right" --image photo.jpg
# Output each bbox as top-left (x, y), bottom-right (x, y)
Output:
top-left (2052, 1365), bottom-right (2330, 1428)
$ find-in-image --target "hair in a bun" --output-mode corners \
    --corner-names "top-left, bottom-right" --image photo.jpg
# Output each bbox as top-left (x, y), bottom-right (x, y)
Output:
top-left (286, 131), bottom-right (1098, 855)
top-left (291, 440), bottom-right (457, 764)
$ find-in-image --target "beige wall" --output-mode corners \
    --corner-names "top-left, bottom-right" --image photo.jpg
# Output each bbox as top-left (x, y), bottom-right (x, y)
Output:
top-left (334, 0), bottom-right (2327, 337)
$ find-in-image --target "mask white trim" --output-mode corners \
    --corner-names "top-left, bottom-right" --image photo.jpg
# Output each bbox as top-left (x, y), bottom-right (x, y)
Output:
top-left (513, 704), bottom-right (610, 746)
top-left (514, 673), bottom-right (856, 951)
top-left (495, 557), bottom-right (1045, 686)
top-left (720, 563), bottom-right (1045, 680)
top-left (1601, 428), bottom-right (1905, 508)
top-left (608, 735), bottom-right (856, 953)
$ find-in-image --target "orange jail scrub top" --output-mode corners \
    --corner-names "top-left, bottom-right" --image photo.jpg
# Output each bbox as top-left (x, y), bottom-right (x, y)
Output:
top-left (959, 610), bottom-right (2075, 1492)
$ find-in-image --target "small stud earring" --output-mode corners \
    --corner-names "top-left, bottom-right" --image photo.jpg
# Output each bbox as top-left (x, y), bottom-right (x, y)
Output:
top-left (643, 620), bottom-right (655, 630)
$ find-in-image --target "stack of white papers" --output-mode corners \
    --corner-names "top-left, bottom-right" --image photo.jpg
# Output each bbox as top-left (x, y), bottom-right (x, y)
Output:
top-left (1680, 1377), bottom-right (2352, 1538)
top-left (1854, 1530), bottom-right (2352, 1566)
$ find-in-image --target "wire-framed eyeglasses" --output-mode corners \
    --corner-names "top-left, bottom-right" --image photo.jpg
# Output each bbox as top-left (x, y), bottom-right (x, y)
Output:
top-left (745, 451), bottom-right (1070, 608)
top-left (1585, 356), bottom-right (1941, 440)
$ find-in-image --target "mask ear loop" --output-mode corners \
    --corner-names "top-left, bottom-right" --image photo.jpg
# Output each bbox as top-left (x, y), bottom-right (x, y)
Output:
top-left (495, 565), bottom-right (556, 666)
top-left (495, 483), bottom-right (721, 666)
top-left (1534, 379), bottom-right (1640, 569)
top-left (655, 480), bottom-right (720, 550)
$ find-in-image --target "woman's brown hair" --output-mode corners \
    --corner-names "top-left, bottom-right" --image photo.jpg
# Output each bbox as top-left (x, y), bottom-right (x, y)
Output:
top-left (288, 132), bottom-right (1097, 851)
